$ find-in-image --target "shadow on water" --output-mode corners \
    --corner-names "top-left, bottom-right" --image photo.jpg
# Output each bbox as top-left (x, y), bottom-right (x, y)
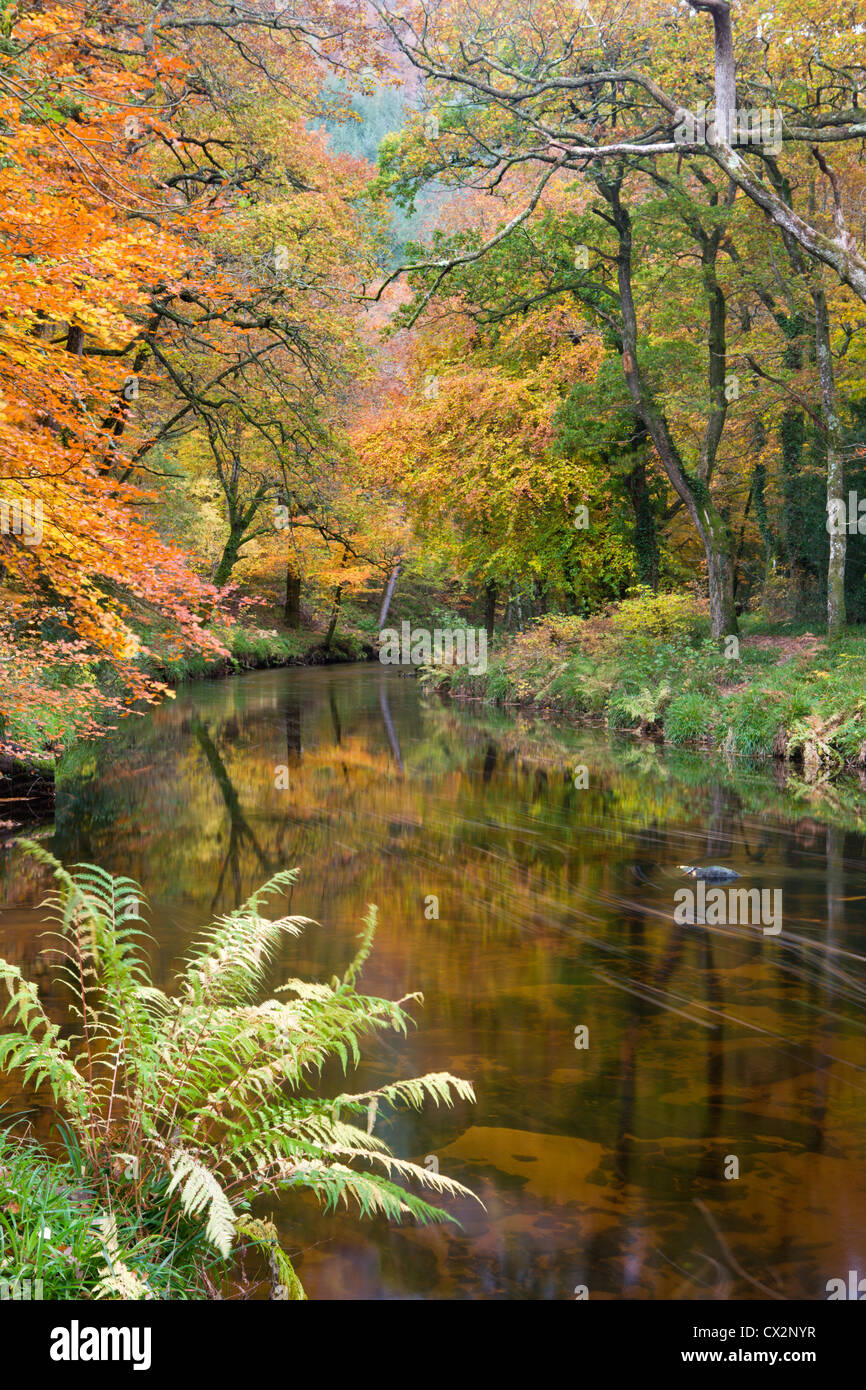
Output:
top-left (1, 663), bottom-right (865, 1299)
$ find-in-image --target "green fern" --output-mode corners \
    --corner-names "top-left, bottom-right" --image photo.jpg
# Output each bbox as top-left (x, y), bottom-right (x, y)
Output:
top-left (0, 843), bottom-right (479, 1299)
top-left (608, 681), bottom-right (672, 729)
top-left (166, 1151), bottom-right (236, 1258)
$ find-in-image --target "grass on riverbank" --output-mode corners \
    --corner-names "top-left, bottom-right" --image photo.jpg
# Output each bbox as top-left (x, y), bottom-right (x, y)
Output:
top-left (0, 1126), bottom-right (225, 1299)
top-left (142, 620), bottom-right (368, 684)
top-left (427, 588), bottom-right (866, 771)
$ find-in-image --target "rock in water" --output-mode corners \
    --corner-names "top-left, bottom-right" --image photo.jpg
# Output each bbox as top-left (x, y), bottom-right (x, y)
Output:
top-left (678, 864), bottom-right (742, 882)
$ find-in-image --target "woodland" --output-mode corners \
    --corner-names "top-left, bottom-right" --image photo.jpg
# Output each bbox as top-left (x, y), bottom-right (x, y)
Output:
top-left (0, 0), bottom-right (865, 1308)
top-left (0, 0), bottom-right (864, 770)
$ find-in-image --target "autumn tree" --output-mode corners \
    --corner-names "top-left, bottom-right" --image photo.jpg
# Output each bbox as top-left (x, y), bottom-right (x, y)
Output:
top-left (0, 3), bottom-right (230, 711)
top-left (369, 0), bottom-right (865, 636)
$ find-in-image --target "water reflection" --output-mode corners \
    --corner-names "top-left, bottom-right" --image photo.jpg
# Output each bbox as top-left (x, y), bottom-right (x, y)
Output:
top-left (1, 664), bottom-right (865, 1299)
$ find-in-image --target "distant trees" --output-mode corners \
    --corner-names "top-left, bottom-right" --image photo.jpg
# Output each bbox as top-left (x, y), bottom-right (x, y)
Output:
top-left (368, 0), bottom-right (866, 636)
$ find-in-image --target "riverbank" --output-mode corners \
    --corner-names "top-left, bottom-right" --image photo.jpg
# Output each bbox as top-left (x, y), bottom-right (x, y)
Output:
top-left (424, 589), bottom-right (866, 777)
top-left (0, 615), bottom-right (373, 821)
top-left (142, 622), bottom-right (372, 685)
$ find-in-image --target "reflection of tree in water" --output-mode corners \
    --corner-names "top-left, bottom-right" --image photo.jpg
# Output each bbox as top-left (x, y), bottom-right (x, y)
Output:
top-left (328, 690), bottom-right (341, 748)
top-left (17, 672), bottom-right (865, 1298)
top-left (706, 781), bottom-right (773, 867)
top-left (190, 686), bottom-right (407, 912)
top-left (378, 681), bottom-right (403, 773)
top-left (582, 912), bottom-right (726, 1296)
top-left (192, 716), bottom-right (274, 911)
top-left (570, 779), bottom-right (851, 1298)
top-left (706, 783), bottom-right (737, 859)
top-left (482, 740), bottom-right (497, 784)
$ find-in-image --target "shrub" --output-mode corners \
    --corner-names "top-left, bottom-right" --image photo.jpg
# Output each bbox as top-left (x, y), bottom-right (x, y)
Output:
top-left (544, 659), bottom-right (606, 712)
top-left (610, 585), bottom-right (707, 645)
top-left (533, 614), bottom-right (586, 648)
top-left (750, 571), bottom-right (806, 625)
top-left (324, 632), bottom-right (367, 661)
top-left (0, 846), bottom-right (476, 1299)
top-left (728, 689), bottom-right (784, 758)
top-left (664, 690), bottom-right (713, 745)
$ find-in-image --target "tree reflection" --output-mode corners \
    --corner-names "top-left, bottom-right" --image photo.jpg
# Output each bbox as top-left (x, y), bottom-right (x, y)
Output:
top-left (192, 716), bottom-right (273, 910)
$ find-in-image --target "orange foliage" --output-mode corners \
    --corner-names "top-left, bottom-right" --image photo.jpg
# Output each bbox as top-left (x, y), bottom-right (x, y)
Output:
top-left (0, 5), bottom-right (228, 697)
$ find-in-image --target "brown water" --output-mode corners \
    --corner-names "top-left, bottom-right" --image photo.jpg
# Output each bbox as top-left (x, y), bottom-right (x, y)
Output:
top-left (1, 662), bottom-right (865, 1300)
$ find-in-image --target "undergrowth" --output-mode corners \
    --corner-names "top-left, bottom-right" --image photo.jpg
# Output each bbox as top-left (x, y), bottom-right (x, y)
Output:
top-left (427, 588), bottom-right (866, 770)
top-left (0, 846), bottom-right (476, 1299)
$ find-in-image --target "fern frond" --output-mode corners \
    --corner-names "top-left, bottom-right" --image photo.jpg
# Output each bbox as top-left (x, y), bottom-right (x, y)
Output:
top-left (167, 1150), bottom-right (236, 1257)
top-left (0, 961), bottom-right (87, 1109)
top-left (275, 1160), bottom-right (463, 1225)
top-left (336, 1073), bottom-right (477, 1112)
top-left (340, 905), bottom-right (377, 989)
top-left (184, 909), bottom-right (313, 1007)
top-left (93, 1216), bottom-right (156, 1301)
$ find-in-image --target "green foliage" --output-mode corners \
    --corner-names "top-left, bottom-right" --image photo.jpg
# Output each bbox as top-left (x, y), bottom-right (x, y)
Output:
top-left (534, 614), bottom-right (586, 647)
top-left (610, 586), bottom-right (707, 647)
top-left (608, 682), bottom-right (672, 730)
top-left (545, 659), bottom-right (608, 714)
top-left (664, 691), bottom-right (714, 746)
top-left (0, 849), bottom-right (477, 1299)
top-left (438, 596), bottom-right (866, 775)
top-left (726, 689), bottom-right (784, 758)
top-left (320, 631), bottom-right (369, 662)
top-left (0, 1127), bottom-right (185, 1300)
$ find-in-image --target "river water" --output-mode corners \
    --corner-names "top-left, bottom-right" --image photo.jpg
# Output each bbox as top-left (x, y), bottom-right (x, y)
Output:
top-left (1, 662), bottom-right (865, 1300)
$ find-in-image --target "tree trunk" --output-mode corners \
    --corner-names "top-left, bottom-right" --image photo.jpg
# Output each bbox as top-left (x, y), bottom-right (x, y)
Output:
top-left (707, 544), bottom-right (737, 639)
top-left (377, 561), bottom-right (401, 628)
top-left (66, 324), bottom-right (85, 357)
top-left (213, 527), bottom-right (244, 587)
top-left (693, 0), bottom-right (736, 134)
top-left (813, 284), bottom-right (846, 637)
top-left (604, 176), bottom-right (738, 638)
top-left (484, 580), bottom-right (497, 638)
top-left (776, 314), bottom-right (812, 616)
top-left (324, 548), bottom-right (350, 650)
top-left (284, 567), bottom-right (301, 626)
top-left (624, 452), bottom-right (659, 590)
top-left (324, 583), bottom-right (343, 650)
top-left (532, 578), bottom-right (548, 614)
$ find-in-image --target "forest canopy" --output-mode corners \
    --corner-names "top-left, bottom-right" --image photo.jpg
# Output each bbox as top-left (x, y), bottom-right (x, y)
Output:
top-left (1, 0), bottom-right (865, 757)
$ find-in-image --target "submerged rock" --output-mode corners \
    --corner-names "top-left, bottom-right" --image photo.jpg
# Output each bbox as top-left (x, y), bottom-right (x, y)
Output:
top-left (678, 864), bottom-right (742, 882)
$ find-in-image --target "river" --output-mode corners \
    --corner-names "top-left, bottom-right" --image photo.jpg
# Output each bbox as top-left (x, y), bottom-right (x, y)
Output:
top-left (1, 662), bottom-right (864, 1300)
